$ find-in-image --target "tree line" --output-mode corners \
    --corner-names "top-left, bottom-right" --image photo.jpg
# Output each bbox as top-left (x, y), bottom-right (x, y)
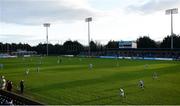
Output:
top-left (0, 34), bottom-right (180, 55)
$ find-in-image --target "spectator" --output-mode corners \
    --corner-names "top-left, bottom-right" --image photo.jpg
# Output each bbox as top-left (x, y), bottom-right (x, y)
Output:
top-left (4, 99), bottom-right (13, 105)
top-left (20, 80), bottom-right (24, 94)
top-left (0, 76), bottom-right (2, 88)
top-left (7, 81), bottom-right (13, 91)
top-left (5, 80), bottom-right (9, 89)
top-left (0, 76), bottom-right (6, 90)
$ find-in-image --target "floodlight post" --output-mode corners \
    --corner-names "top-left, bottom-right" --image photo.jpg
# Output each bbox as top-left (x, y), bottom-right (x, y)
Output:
top-left (85, 17), bottom-right (92, 57)
top-left (165, 8), bottom-right (178, 49)
top-left (170, 10), bottom-right (174, 49)
top-left (43, 23), bottom-right (50, 56)
top-left (5, 43), bottom-right (9, 54)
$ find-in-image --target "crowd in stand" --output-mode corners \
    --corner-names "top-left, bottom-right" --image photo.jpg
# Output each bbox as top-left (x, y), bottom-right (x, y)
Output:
top-left (0, 76), bottom-right (13, 91)
top-left (0, 76), bottom-right (24, 105)
top-left (0, 76), bottom-right (24, 92)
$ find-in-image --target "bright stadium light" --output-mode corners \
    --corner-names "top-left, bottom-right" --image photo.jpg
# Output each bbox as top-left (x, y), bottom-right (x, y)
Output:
top-left (85, 17), bottom-right (92, 57)
top-left (43, 23), bottom-right (50, 56)
top-left (165, 8), bottom-right (178, 49)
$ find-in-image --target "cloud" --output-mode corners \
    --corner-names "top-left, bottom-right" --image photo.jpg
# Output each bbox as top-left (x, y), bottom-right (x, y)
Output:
top-left (0, 0), bottom-right (97, 25)
top-left (126, 0), bottom-right (180, 14)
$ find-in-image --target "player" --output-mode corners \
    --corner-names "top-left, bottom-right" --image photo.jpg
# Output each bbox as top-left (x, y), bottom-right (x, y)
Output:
top-left (39, 61), bottom-right (42, 65)
top-left (153, 72), bottom-right (158, 79)
top-left (0, 64), bottom-right (3, 69)
top-left (139, 80), bottom-right (144, 89)
top-left (144, 64), bottom-right (148, 69)
top-left (60, 58), bottom-right (62, 63)
top-left (57, 56), bottom-right (60, 64)
top-left (116, 62), bottom-right (119, 67)
top-left (37, 67), bottom-right (40, 72)
top-left (89, 64), bottom-right (93, 70)
top-left (57, 59), bottom-right (60, 64)
top-left (25, 69), bottom-right (29, 76)
top-left (119, 88), bottom-right (125, 97)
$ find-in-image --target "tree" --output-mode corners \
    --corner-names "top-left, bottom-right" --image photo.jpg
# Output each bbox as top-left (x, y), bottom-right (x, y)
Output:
top-left (11, 43), bottom-right (17, 51)
top-left (73, 41), bottom-right (84, 53)
top-left (63, 40), bottom-right (73, 54)
top-left (63, 40), bottom-right (84, 55)
top-left (137, 36), bottom-right (158, 48)
top-left (54, 44), bottom-right (63, 54)
top-left (105, 40), bottom-right (119, 49)
top-left (90, 41), bottom-right (97, 51)
top-left (160, 34), bottom-right (180, 48)
top-left (35, 43), bottom-right (47, 54)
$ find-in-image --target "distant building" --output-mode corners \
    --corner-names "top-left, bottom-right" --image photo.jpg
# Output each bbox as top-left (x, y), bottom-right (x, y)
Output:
top-left (0, 53), bottom-right (17, 58)
top-left (119, 41), bottom-right (137, 48)
top-left (11, 50), bottom-right (37, 56)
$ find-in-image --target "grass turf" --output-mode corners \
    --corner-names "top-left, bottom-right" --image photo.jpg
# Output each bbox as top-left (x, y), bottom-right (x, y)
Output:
top-left (0, 56), bottom-right (180, 105)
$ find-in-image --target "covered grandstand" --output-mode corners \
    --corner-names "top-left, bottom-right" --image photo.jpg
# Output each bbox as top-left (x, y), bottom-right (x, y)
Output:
top-left (81, 48), bottom-right (180, 60)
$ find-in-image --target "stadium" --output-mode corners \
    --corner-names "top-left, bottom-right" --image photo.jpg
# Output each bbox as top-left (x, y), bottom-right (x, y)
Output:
top-left (0, 0), bottom-right (180, 105)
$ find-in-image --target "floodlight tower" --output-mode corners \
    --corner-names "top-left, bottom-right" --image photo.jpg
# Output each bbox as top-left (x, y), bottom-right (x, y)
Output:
top-left (43, 23), bottom-right (50, 56)
top-left (165, 8), bottom-right (178, 49)
top-left (85, 17), bottom-right (92, 57)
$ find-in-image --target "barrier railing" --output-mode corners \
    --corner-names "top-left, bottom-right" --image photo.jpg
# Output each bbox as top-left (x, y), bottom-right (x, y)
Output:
top-left (0, 90), bottom-right (43, 105)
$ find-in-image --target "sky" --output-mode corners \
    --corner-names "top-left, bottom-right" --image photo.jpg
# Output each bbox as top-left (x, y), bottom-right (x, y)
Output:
top-left (0, 0), bottom-right (180, 46)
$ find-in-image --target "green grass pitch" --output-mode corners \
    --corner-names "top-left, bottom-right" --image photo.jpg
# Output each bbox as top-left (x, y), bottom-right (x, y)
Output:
top-left (0, 56), bottom-right (180, 105)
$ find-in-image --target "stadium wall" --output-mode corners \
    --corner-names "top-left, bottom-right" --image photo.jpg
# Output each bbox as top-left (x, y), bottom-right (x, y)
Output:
top-left (98, 56), bottom-right (174, 61)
